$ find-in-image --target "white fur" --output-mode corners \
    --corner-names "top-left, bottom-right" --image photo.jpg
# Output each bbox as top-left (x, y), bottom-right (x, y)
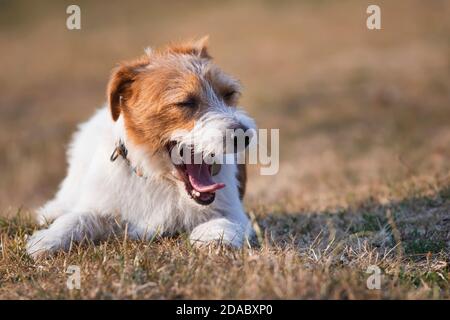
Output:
top-left (170, 107), bottom-right (256, 159)
top-left (26, 106), bottom-right (254, 258)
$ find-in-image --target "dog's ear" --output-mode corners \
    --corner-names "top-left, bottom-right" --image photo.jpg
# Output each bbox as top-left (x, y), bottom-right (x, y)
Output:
top-left (168, 36), bottom-right (211, 59)
top-left (107, 56), bottom-right (149, 121)
top-left (191, 35), bottom-right (210, 58)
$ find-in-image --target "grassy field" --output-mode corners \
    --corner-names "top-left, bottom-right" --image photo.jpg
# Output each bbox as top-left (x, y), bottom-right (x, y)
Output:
top-left (0, 0), bottom-right (449, 299)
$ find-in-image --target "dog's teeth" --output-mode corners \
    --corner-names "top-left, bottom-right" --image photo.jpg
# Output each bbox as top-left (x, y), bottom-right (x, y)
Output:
top-left (192, 190), bottom-right (200, 197)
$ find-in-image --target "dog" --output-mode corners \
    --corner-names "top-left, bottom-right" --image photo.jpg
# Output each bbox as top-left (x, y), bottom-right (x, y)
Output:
top-left (26, 37), bottom-right (257, 258)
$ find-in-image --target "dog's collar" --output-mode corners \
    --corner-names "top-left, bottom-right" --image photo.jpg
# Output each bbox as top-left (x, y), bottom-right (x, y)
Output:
top-left (110, 140), bottom-right (146, 178)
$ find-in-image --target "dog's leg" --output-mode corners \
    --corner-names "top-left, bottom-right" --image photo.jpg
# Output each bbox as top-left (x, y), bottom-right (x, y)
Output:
top-left (189, 217), bottom-right (253, 248)
top-left (125, 221), bottom-right (159, 241)
top-left (188, 162), bottom-right (255, 248)
top-left (35, 199), bottom-right (70, 225)
top-left (26, 212), bottom-right (118, 259)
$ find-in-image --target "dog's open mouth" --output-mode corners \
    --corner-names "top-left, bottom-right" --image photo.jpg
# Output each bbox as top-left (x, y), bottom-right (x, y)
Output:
top-left (168, 144), bottom-right (225, 205)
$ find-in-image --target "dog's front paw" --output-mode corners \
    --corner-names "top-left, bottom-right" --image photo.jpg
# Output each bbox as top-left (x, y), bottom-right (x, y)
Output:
top-left (190, 219), bottom-right (246, 248)
top-left (26, 229), bottom-right (63, 259)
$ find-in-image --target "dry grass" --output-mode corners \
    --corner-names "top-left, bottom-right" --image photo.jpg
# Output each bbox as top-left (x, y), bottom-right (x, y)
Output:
top-left (1, 185), bottom-right (449, 299)
top-left (0, 0), bottom-right (449, 299)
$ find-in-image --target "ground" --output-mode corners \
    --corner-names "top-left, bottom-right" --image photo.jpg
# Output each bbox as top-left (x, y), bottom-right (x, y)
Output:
top-left (0, 0), bottom-right (449, 299)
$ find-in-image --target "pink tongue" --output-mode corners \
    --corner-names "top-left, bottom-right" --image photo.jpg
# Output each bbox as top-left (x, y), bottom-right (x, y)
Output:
top-left (185, 162), bottom-right (225, 193)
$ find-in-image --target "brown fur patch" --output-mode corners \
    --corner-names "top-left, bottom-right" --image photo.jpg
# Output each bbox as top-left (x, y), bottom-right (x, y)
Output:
top-left (106, 38), bottom-right (241, 156)
top-left (107, 55), bottom-right (150, 121)
top-left (164, 36), bottom-right (211, 59)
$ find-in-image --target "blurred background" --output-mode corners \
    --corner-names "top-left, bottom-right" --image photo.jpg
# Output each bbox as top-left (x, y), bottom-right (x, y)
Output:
top-left (0, 0), bottom-right (449, 214)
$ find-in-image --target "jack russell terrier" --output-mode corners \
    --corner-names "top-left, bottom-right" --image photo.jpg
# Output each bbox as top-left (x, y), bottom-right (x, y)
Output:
top-left (26, 37), bottom-right (257, 258)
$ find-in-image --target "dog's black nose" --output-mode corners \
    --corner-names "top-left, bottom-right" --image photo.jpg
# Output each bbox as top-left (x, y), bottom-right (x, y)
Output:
top-left (231, 124), bottom-right (251, 152)
top-left (233, 133), bottom-right (251, 149)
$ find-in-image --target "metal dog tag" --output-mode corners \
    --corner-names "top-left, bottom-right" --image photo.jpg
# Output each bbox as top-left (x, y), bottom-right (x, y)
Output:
top-left (211, 162), bottom-right (221, 176)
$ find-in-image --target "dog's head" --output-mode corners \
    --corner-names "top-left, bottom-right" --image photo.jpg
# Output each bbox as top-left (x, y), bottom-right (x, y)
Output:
top-left (107, 37), bottom-right (256, 205)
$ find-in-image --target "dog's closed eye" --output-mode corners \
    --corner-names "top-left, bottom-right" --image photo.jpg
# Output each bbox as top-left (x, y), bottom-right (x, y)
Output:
top-left (176, 97), bottom-right (198, 108)
top-left (223, 91), bottom-right (237, 99)
top-left (222, 90), bottom-right (240, 105)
